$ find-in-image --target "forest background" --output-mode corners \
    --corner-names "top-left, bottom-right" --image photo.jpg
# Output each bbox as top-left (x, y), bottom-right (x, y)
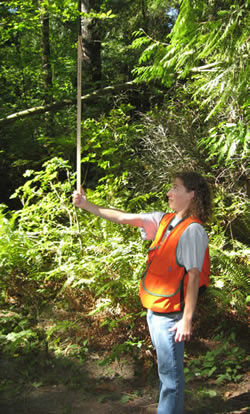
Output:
top-left (0, 0), bottom-right (249, 413)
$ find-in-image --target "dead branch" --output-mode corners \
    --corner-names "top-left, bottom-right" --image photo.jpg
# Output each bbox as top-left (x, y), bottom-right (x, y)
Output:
top-left (0, 82), bottom-right (136, 126)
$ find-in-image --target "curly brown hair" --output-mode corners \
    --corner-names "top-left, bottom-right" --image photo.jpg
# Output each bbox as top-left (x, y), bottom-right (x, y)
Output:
top-left (173, 171), bottom-right (212, 223)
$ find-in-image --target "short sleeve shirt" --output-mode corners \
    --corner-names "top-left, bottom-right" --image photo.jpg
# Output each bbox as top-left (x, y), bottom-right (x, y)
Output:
top-left (139, 212), bottom-right (208, 272)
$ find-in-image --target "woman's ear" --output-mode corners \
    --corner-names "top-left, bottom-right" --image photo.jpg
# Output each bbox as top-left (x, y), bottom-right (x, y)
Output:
top-left (189, 190), bottom-right (195, 201)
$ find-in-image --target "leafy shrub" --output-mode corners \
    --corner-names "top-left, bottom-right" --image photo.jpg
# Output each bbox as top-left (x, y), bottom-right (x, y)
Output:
top-left (185, 332), bottom-right (247, 384)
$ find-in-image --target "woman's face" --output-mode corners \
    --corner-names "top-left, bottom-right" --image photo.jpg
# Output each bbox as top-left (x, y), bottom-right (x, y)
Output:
top-left (167, 178), bottom-right (194, 215)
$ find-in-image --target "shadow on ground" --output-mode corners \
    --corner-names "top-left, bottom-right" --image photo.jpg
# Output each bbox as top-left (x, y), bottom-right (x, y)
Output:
top-left (0, 351), bottom-right (249, 414)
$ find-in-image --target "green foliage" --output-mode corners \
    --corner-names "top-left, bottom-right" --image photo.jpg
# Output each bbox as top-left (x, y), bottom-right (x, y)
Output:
top-left (1, 329), bottom-right (39, 356)
top-left (0, 310), bottom-right (40, 356)
top-left (132, 0), bottom-right (249, 119)
top-left (0, 0), bottom-right (78, 112)
top-left (80, 105), bottom-right (143, 185)
top-left (101, 0), bottom-right (174, 82)
top-left (185, 332), bottom-right (247, 384)
top-left (207, 182), bottom-right (249, 316)
top-left (99, 337), bottom-right (145, 366)
top-left (0, 158), bottom-right (78, 316)
top-left (0, 155), bottom-right (153, 366)
top-left (1, 155), bottom-right (149, 315)
top-left (208, 243), bottom-right (249, 315)
top-left (198, 120), bottom-right (249, 185)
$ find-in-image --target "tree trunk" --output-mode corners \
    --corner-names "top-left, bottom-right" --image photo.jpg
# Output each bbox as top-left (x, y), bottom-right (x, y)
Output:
top-left (141, 0), bottom-right (148, 32)
top-left (39, 0), bottom-right (55, 137)
top-left (80, 0), bottom-right (102, 85)
top-left (39, 0), bottom-right (53, 102)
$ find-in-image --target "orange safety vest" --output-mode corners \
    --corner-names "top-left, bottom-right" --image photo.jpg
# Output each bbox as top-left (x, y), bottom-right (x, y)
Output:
top-left (139, 213), bottom-right (210, 313)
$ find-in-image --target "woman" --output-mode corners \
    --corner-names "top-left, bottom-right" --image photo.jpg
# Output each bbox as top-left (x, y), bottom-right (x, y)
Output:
top-left (73, 171), bottom-right (212, 414)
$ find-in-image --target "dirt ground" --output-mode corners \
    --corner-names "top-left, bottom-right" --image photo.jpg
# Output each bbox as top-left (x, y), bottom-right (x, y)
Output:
top-left (0, 350), bottom-right (249, 414)
top-left (0, 302), bottom-right (249, 414)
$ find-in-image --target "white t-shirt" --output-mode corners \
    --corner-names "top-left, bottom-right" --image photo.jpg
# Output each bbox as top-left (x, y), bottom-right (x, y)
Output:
top-left (139, 212), bottom-right (208, 272)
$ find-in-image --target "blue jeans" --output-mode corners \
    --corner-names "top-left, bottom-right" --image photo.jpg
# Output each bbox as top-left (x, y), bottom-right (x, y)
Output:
top-left (147, 310), bottom-right (184, 414)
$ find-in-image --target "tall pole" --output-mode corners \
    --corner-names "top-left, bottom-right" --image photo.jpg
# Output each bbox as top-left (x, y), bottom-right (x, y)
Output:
top-left (76, 1), bottom-right (82, 192)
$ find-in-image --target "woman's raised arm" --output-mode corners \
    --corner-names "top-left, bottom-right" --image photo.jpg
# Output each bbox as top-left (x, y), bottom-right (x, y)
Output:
top-left (72, 189), bottom-right (143, 227)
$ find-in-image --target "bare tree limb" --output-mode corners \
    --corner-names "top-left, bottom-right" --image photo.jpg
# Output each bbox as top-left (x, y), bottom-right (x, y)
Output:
top-left (0, 82), bottom-right (136, 126)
